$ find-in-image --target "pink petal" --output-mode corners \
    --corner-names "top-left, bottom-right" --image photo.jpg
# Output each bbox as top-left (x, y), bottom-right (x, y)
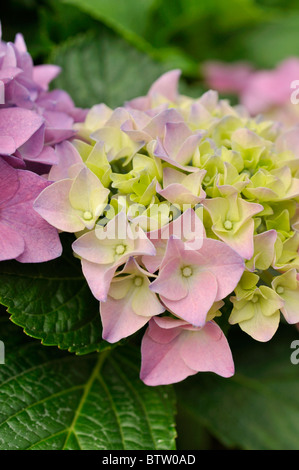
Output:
top-left (17, 123), bottom-right (45, 161)
top-left (1, 167), bottom-right (62, 262)
top-left (32, 65), bottom-right (61, 90)
top-left (0, 136), bottom-right (17, 155)
top-left (48, 141), bottom-right (84, 182)
top-left (0, 222), bottom-right (25, 261)
top-left (0, 108), bottom-right (44, 152)
top-left (148, 69), bottom-right (181, 102)
top-left (0, 157), bottom-right (20, 204)
top-left (203, 60), bottom-right (253, 93)
top-left (81, 260), bottom-right (117, 301)
top-left (197, 238), bottom-right (245, 300)
top-left (100, 295), bottom-right (151, 343)
top-left (72, 230), bottom-right (116, 264)
top-left (150, 257), bottom-right (189, 301)
top-left (159, 269), bottom-right (218, 326)
top-left (180, 321), bottom-right (235, 377)
top-left (140, 321), bottom-right (196, 386)
top-left (143, 208), bottom-right (205, 272)
top-left (142, 108), bottom-right (184, 140)
top-left (33, 179), bottom-right (85, 233)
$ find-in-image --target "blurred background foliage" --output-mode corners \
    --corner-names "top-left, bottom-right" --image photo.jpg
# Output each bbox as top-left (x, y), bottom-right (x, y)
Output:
top-left (3, 0), bottom-right (299, 107)
top-left (2, 0), bottom-right (299, 450)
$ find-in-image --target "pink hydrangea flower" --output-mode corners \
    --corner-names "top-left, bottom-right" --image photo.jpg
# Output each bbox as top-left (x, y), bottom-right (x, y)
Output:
top-left (72, 211), bottom-right (156, 301)
top-left (125, 69), bottom-right (182, 112)
top-left (202, 60), bottom-right (254, 94)
top-left (149, 236), bottom-right (245, 326)
top-left (0, 25), bottom-right (87, 168)
top-left (100, 258), bottom-right (165, 343)
top-left (142, 208), bottom-right (206, 274)
top-left (203, 57), bottom-right (299, 125)
top-left (140, 316), bottom-right (235, 386)
top-left (0, 158), bottom-right (62, 262)
top-left (0, 107), bottom-right (44, 162)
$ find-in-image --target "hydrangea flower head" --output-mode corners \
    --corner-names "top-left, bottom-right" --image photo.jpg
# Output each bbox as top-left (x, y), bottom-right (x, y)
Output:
top-left (34, 69), bottom-right (299, 385)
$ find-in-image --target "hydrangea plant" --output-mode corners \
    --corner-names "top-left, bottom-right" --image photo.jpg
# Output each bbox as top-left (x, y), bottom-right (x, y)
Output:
top-left (31, 69), bottom-right (299, 386)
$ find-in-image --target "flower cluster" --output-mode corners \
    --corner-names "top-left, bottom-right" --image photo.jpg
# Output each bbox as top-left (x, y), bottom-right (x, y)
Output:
top-left (203, 58), bottom-right (299, 127)
top-left (0, 27), bottom-right (86, 262)
top-left (34, 69), bottom-right (299, 385)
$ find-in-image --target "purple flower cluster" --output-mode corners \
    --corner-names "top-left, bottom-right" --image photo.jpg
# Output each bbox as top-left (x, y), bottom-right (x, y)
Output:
top-left (0, 26), bottom-right (87, 262)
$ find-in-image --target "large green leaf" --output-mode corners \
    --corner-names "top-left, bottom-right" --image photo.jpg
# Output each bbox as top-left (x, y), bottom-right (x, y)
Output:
top-left (0, 235), bottom-right (109, 356)
top-left (50, 31), bottom-right (170, 109)
top-left (175, 324), bottom-right (299, 450)
top-left (0, 314), bottom-right (176, 450)
top-left (57, 1), bottom-right (197, 75)
top-left (61, 0), bottom-right (155, 43)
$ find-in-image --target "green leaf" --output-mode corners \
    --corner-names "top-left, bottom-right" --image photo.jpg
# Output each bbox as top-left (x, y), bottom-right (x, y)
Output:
top-left (0, 315), bottom-right (176, 450)
top-left (57, 1), bottom-right (198, 76)
top-left (175, 324), bottom-right (299, 450)
top-left (60, 0), bottom-right (156, 43)
top-left (0, 235), bottom-right (109, 355)
top-left (50, 31), bottom-right (169, 109)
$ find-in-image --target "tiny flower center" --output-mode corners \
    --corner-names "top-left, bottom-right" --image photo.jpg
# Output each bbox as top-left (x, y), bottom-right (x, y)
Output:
top-left (134, 276), bottom-right (143, 287)
top-left (251, 295), bottom-right (259, 303)
top-left (204, 175), bottom-right (211, 183)
top-left (182, 266), bottom-right (193, 278)
top-left (242, 169), bottom-right (252, 178)
top-left (276, 286), bottom-right (284, 295)
top-left (83, 210), bottom-right (93, 221)
top-left (115, 244), bottom-right (126, 255)
top-left (224, 220), bottom-right (233, 230)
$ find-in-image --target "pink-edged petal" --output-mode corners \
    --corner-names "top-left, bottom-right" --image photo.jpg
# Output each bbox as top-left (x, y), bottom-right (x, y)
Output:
top-left (153, 138), bottom-right (199, 172)
top-left (14, 33), bottom-right (27, 53)
top-left (163, 121), bottom-right (193, 157)
top-left (142, 108), bottom-right (184, 140)
top-left (48, 141), bottom-right (84, 182)
top-left (176, 133), bottom-right (204, 166)
top-left (148, 69), bottom-right (181, 102)
top-left (81, 259), bottom-right (116, 301)
top-left (100, 296), bottom-right (151, 343)
top-left (0, 136), bottom-right (17, 155)
top-left (0, 222), bottom-right (25, 261)
top-left (1, 169), bottom-right (62, 262)
top-left (32, 64), bottom-right (61, 90)
top-left (203, 60), bottom-right (253, 93)
top-left (33, 179), bottom-right (85, 233)
top-left (158, 183), bottom-right (204, 206)
top-left (140, 321), bottom-right (196, 386)
top-left (143, 208), bottom-right (205, 272)
top-left (147, 316), bottom-right (187, 344)
top-left (0, 66), bottom-right (23, 83)
top-left (150, 258), bottom-right (189, 301)
top-left (33, 146), bottom-right (58, 166)
top-left (0, 108), bottom-right (44, 150)
top-left (180, 321), bottom-right (235, 377)
top-left (13, 212), bottom-right (62, 263)
top-left (198, 238), bottom-right (245, 300)
top-left (18, 124), bottom-right (45, 161)
top-left (0, 157), bottom-right (20, 204)
top-left (131, 283), bottom-right (165, 317)
top-left (160, 269), bottom-right (218, 326)
top-left (72, 230), bottom-right (116, 264)
top-left (218, 219), bottom-right (255, 260)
